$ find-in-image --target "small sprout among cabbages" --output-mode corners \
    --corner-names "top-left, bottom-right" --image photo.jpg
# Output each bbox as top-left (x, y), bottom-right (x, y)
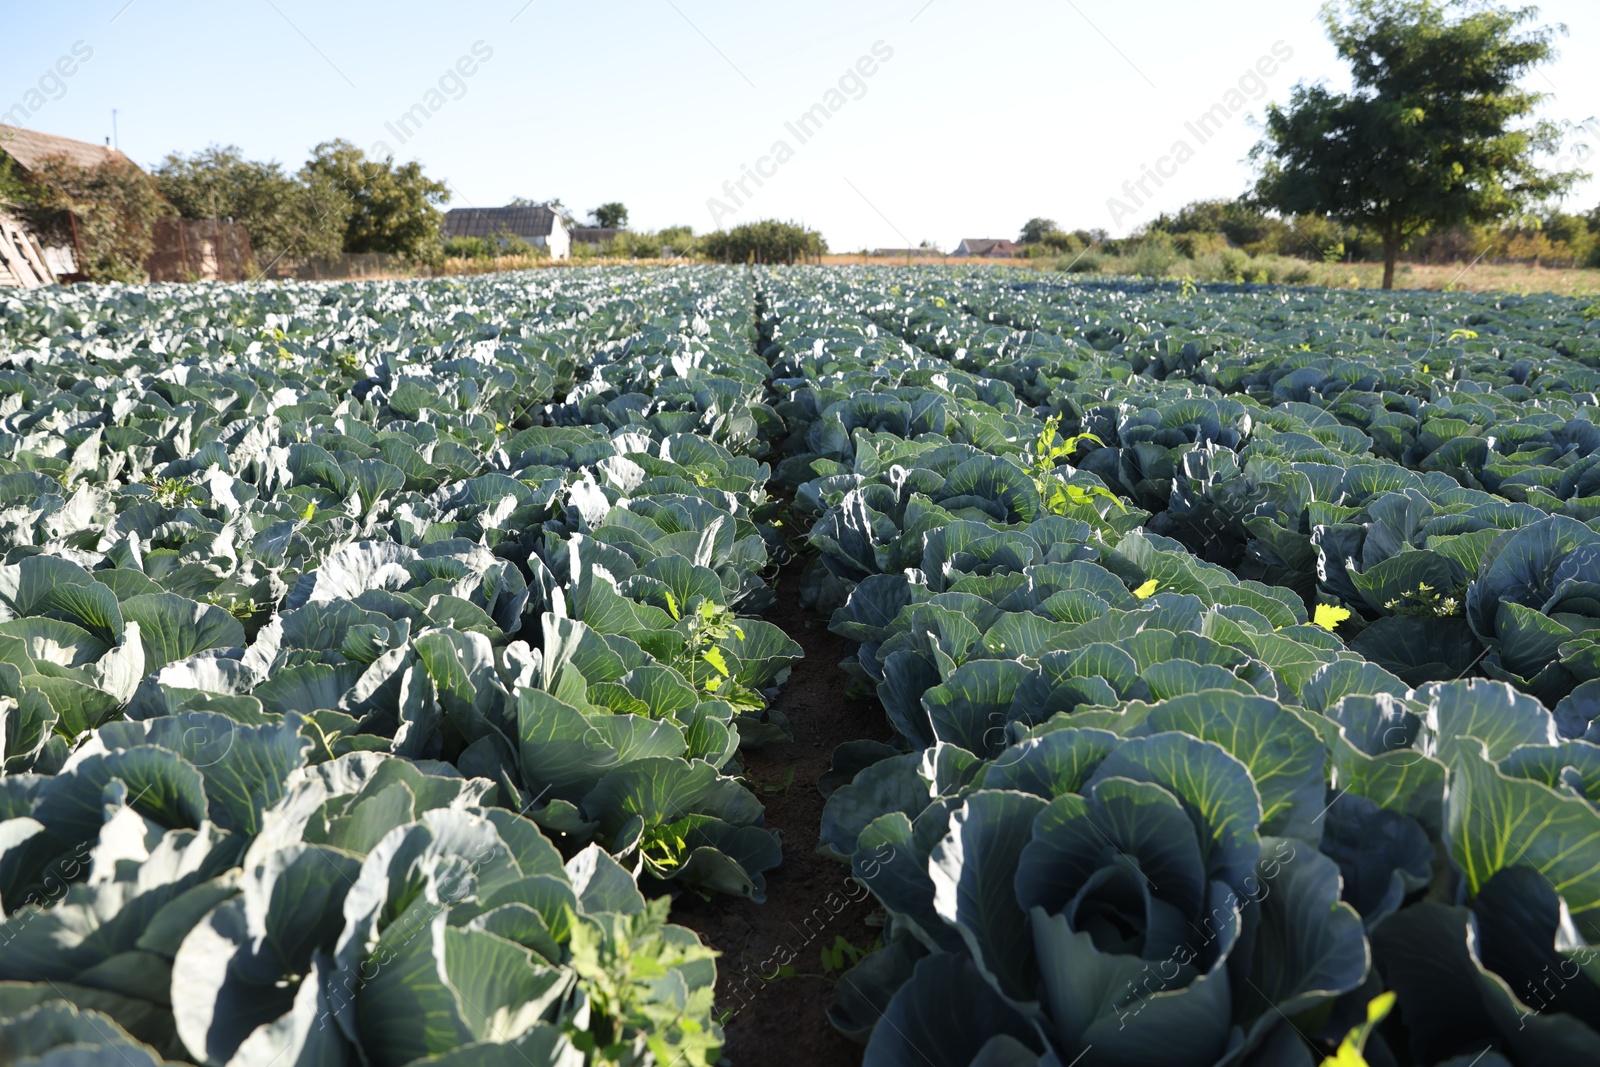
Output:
top-left (1029, 415), bottom-right (1123, 518)
top-left (1322, 991), bottom-right (1396, 1067)
top-left (820, 935), bottom-right (876, 975)
top-left (150, 477), bottom-right (196, 508)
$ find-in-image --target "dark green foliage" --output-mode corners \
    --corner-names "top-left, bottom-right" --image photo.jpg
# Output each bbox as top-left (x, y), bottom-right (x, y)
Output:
top-left (302, 139), bottom-right (450, 261)
top-left (1253, 0), bottom-right (1583, 287)
top-left (702, 220), bottom-right (826, 264)
top-left (153, 144), bottom-right (350, 265)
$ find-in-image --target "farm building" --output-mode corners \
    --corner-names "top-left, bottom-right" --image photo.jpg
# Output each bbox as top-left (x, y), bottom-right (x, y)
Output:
top-left (0, 123), bottom-right (134, 283)
top-left (1, 122), bottom-right (252, 283)
top-left (0, 122), bottom-right (134, 178)
top-left (952, 238), bottom-right (1022, 257)
top-left (442, 205), bottom-right (571, 260)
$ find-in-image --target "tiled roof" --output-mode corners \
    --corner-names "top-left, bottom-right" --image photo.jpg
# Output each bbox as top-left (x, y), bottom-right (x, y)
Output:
top-left (0, 124), bottom-right (135, 173)
top-left (442, 206), bottom-right (560, 240)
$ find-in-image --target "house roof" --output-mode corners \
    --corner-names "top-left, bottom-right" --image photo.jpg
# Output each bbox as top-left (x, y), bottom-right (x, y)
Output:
top-left (442, 206), bottom-right (563, 240)
top-left (0, 124), bottom-right (135, 173)
top-left (570, 227), bottom-right (622, 244)
top-left (957, 238), bottom-right (1021, 256)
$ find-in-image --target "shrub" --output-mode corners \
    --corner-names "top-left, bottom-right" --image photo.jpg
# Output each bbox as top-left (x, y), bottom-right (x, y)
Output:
top-left (1217, 247), bottom-right (1253, 281)
top-left (657, 225), bottom-right (700, 259)
top-left (442, 235), bottom-right (495, 260)
top-left (702, 220), bottom-right (826, 264)
top-left (1129, 230), bottom-right (1179, 277)
top-left (1174, 231), bottom-right (1229, 257)
top-left (1058, 250), bottom-right (1104, 273)
top-left (606, 231), bottom-right (664, 258)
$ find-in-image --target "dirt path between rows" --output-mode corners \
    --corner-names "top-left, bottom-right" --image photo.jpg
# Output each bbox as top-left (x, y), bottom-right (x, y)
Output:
top-left (674, 560), bottom-right (892, 1067)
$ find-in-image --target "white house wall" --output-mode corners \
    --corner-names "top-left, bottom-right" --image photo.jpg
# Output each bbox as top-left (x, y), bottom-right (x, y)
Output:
top-left (547, 217), bottom-right (571, 261)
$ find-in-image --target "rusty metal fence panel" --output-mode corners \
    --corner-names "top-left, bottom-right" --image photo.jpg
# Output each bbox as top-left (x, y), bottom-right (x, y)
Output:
top-left (146, 218), bottom-right (253, 282)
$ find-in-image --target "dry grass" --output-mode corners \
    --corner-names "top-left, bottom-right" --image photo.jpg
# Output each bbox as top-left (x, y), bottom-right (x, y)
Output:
top-left (284, 251), bottom-right (1600, 300)
top-left (1297, 260), bottom-right (1600, 297)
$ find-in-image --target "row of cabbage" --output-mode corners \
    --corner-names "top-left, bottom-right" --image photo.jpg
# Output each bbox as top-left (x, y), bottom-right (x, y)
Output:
top-left (791, 268), bottom-right (1600, 714)
top-left (0, 268), bottom-right (810, 1067)
top-left (755, 269), bottom-right (1600, 1066)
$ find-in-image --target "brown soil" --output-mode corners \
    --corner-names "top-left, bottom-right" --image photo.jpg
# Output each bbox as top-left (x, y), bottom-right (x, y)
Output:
top-left (673, 561), bottom-right (893, 1067)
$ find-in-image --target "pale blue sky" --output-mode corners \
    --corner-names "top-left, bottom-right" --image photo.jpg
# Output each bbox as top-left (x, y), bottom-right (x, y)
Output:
top-left (8, 1), bottom-right (1599, 250)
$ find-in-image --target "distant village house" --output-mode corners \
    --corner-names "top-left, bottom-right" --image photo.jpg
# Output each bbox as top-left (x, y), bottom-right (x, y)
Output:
top-left (952, 238), bottom-right (1022, 258)
top-left (442, 205), bottom-right (571, 260)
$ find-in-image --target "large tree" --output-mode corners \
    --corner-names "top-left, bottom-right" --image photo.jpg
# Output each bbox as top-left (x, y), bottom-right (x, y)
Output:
top-left (590, 202), bottom-right (629, 229)
top-left (1252, 0), bottom-right (1582, 288)
top-left (302, 140), bottom-right (449, 260)
top-left (154, 145), bottom-right (349, 266)
top-left (1019, 217), bottom-right (1059, 245)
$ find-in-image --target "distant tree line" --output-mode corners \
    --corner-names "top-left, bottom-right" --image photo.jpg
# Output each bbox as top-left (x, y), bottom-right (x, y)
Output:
top-left (1018, 198), bottom-right (1600, 274)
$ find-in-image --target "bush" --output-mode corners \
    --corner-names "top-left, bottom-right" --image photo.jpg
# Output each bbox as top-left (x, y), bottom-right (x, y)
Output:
top-left (1173, 231), bottom-right (1229, 257)
top-left (702, 220), bottom-right (826, 264)
top-left (657, 225), bottom-right (700, 259)
top-left (442, 236), bottom-right (495, 260)
top-left (1058, 250), bottom-right (1104, 273)
top-left (1041, 231), bottom-right (1085, 254)
top-left (1216, 247), bottom-right (1253, 282)
top-left (605, 231), bottom-right (663, 258)
top-left (441, 230), bottom-right (542, 261)
top-left (1129, 231), bottom-right (1179, 277)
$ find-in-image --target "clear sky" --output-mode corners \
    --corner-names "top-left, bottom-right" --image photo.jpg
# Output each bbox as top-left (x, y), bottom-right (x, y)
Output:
top-left (7, 1), bottom-right (1599, 251)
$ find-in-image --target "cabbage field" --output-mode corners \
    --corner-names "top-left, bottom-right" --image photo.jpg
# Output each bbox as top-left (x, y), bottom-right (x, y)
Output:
top-left (2, 266), bottom-right (1600, 1067)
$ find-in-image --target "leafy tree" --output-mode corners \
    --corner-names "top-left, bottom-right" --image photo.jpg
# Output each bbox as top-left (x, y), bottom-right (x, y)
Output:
top-left (591, 202), bottom-right (629, 229)
top-left (21, 156), bottom-right (172, 283)
top-left (153, 145), bottom-right (349, 266)
top-left (302, 140), bottom-right (449, 260)
top-left (1252, 0), bottom-right (1583, 288)
top-left (1019, 217), bottom-right (1059, 244)
top-left (702, 220), bottom-right (826, 264)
